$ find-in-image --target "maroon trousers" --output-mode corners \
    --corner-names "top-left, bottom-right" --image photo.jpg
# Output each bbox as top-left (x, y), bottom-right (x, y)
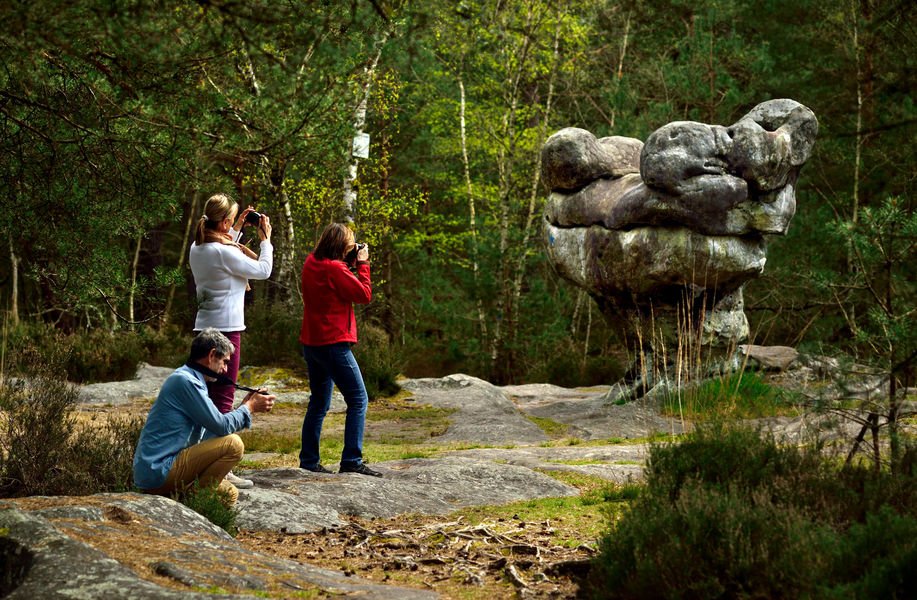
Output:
top-left (206, 330), bottom-right (241, 414)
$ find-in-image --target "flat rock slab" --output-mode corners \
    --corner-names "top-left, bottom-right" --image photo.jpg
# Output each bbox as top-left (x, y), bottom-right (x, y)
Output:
top-left (0, 494), bottom-right (437, 600)
top-left (506, 383), bottom-right (684, 439)
top-left (79, 363), bottom-right (345, 411)
top-left (740, 344), bottom-right (799, 371)
top-left (401, 374), bottom-right (549, 444)
top-left (446, 444), bottom-right (648, 484)
top-left (79, 363), bottom-right (174, 405)
top-left (236, 457), bottom-right (579, 532)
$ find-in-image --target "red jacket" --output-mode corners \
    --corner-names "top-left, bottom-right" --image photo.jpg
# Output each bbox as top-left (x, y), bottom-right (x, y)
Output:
top-left (299, 254), bottom-right (372, 346)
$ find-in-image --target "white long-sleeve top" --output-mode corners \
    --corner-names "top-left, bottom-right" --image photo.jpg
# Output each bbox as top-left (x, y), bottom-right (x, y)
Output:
top-left (189, 230), bottom-right (273, 331)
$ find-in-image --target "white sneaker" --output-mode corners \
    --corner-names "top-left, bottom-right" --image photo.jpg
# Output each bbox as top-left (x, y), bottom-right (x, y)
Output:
top-left (225, 471), bottom-right (253, 489)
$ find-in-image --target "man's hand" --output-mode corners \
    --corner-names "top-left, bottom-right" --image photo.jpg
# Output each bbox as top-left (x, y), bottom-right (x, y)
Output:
top-left (243, 390), bottom-right (275, 414)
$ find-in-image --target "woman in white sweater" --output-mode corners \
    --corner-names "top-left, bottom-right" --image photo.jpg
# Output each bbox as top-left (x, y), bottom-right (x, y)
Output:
top-left (189, 194), bottom-right (273, 417)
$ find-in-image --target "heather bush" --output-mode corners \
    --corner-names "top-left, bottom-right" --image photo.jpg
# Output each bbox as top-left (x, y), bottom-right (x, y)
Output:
top-left (3, 320), bottom-right (187, 383)
top-left (0, 349), bottom-right (142, 497)
top-left (584, 424), bottom-right (917, 599)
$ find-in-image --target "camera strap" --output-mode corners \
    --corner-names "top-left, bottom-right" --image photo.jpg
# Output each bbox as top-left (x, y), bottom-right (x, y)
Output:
top-left (184, 359), bottom-right (263, 394)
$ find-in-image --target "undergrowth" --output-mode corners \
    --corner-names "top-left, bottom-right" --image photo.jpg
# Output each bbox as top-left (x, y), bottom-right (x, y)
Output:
top-left (174, 479), bottom-right (240, 537)
top-left (660, 371), bottom-right (794, 419)
top-left (0, 349), bottom-right (143, 497)
top-left (584, 423), bottom-right (917, 599)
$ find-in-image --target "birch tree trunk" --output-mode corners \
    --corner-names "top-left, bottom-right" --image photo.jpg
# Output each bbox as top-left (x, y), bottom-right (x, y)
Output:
top-left (459, 75), bottom-right (487, 340)
top-left (342, 30), bottom-right (391, 224)
top-left (128, 235), bottom-right (142, 326)
top-left (271, 161), bottom-right (298, 302)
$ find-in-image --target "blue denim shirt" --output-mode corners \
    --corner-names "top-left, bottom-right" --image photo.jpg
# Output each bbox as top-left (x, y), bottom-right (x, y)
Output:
top-left (132, 365), bottom-right (252, 489)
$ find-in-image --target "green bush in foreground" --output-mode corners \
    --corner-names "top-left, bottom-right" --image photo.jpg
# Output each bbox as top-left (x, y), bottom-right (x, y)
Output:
top-left (583, 424), bottom-right (917, 599)
top-left (174, 480), bottom-right (240, 537)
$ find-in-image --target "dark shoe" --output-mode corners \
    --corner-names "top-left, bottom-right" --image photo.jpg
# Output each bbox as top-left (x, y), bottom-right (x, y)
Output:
top-left (338, 463), bottom-right (382, 477)
top-left (301, 464), bottom-right (333, 474)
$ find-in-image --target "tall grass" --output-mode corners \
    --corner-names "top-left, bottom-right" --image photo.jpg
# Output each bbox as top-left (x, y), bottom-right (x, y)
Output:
top-left (660, 371), bottom-right (792, 420)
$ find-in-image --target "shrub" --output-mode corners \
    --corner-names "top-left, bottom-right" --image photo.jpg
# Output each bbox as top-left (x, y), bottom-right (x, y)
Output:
top-left (589, 483), bottom-right (833, 599)
top-left (241, 299), bottom-right (304, 369)
top-left (353, 324), bottom-right (403, 400)
top-left (0, 355), bottom-right (78, 496)
top-left (3, 320), bottom-right (188, 383)
top-left (174, 480), bottom-right (240, 536)
top-left (0, 349), bottom-right (143, 497)
top-left (584, 424), bottom-right (917, 599)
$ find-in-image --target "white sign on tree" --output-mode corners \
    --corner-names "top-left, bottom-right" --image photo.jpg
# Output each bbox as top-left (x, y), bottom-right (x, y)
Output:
top-left (352, 133), bottom-right (370, 159)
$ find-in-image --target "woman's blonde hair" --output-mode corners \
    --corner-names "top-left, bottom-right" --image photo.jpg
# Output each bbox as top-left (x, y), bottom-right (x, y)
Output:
top-left (194, 194), bottom-right (238, 245)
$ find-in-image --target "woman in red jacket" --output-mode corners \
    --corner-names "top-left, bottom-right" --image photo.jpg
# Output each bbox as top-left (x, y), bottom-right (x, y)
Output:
top-left (298, 223), bottom-right (381, 477)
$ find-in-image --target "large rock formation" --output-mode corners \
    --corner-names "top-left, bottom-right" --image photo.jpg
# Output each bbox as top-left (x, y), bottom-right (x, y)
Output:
top-left (542, 99), bottom-right (817, 379)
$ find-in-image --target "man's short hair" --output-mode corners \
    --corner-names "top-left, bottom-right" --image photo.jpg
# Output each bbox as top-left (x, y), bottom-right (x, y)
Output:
top-left (190, 328), bottom-right (235, 361)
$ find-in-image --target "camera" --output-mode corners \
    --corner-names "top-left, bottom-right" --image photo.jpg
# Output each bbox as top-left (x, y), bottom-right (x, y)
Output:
top-left (244, 210), bottom-right (262, 226)
top-left (345, 243), bottom-right (366, 264)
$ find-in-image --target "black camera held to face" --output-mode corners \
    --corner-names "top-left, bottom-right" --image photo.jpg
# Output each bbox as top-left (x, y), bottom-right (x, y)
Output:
top-left (345, 243), bottom-right (366, 265)
top-left (244, 210), bottom-right (263, 226)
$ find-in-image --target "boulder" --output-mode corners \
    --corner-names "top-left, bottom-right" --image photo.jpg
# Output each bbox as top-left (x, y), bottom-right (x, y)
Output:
top-left (739, 345), bottom-right (799, 371)
top-left (541, 99), bottom-right (817, 363)
top-left (0, 494), bottom-right (437, 599)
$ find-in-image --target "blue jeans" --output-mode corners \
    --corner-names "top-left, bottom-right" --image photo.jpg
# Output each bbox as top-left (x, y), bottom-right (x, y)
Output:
top-left (299, 343), bottom-right (368, 469)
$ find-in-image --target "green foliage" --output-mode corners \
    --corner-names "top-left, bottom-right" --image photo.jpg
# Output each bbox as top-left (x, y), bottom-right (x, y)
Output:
top-left (353, 324), bottom-right (404, 400)
top-left (174, 480), bottom-right (240, 537)
top-left (660, 371), bottom-right (791, 420)
top-left (240, 300), bottom-right (304, 370)
top-left (4, 320), bottom-right (187, 383)
top-left (0, 349), bottom-right (143, 497)
top-left (585, 424), bottom-right (917, 599)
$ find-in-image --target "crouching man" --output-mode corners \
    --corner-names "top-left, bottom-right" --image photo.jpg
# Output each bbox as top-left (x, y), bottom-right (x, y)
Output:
top-left (133, 328), bottom-right (275, 505)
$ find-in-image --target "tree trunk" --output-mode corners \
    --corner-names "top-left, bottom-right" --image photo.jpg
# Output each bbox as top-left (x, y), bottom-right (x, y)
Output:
top-left (129, 235), bottom-right (142, 326)
top-left (504, 9), bottom-right (562, 381)
top-left (162, 190), bottom-right (200, 327)
top-left (459, 75), bottom-right (487, 340)
top-left (271, 161), bottom-right (298, 303)
top-left (491, 5), bottom-right (535, 382)
top-left (8, 235), bottom-right (19, 325)
top-left (342, 29), bottom-right (391, 224)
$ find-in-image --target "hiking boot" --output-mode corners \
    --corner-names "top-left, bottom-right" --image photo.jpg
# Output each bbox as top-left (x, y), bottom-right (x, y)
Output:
top-left (338, 463), bottom-right (382, 477)
top-left (301, 464), bottom-right (334, 474)
top-left (225, 471), bottom-right (253, 489)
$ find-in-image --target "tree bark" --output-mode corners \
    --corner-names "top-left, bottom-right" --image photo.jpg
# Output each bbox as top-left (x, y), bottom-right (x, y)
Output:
top-left (8, 235), bottom-right (19, 325)
top-left (271, 161), bottom-right (298, 303)
top-left (162, 190), bottom-right (200, 327)
top-left (128, 235), bottom-right (142, 326)
top-left (342, 29), bottom-right (391, 224)
top-left (459, 75), bottom-right (487, 340)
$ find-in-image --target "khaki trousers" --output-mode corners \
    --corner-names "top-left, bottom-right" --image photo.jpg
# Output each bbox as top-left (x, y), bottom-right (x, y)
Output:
top-left (145, 434), bottom-right (244, 506)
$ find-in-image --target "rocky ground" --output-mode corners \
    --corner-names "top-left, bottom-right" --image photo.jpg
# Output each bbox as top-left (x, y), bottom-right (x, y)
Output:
top-left (2, 347), bottom-right (893, 599)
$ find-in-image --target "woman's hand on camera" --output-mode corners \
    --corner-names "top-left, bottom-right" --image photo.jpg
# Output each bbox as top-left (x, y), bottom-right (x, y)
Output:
top-left (234, 205), bottom-right (255, 231)
top-left (258, 215), bottom-right (272, 242)
top-left (357, 243), bottom-right (369, 262)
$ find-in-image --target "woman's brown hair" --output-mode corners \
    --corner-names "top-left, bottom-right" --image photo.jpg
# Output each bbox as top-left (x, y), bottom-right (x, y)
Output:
top-left (312, 223), bottom-right (354, 261)
top-left (194, 194), bottom-right (238, 245)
